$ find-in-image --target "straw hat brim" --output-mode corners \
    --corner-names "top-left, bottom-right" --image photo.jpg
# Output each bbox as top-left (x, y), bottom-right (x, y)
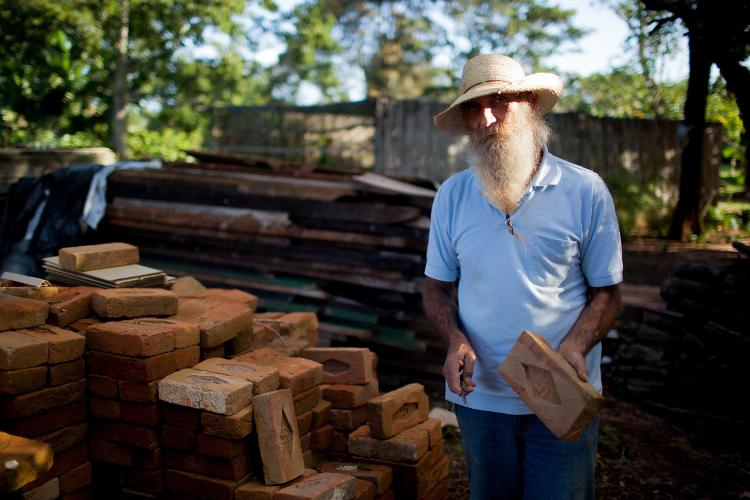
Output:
top-left (433, 73), bottom-right (563, 135)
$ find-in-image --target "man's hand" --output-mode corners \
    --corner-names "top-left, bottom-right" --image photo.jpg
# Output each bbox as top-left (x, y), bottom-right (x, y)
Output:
top-left (557, 341), bottom-right (588, 382)
top-left (443, 336), bottom-right (476, 396)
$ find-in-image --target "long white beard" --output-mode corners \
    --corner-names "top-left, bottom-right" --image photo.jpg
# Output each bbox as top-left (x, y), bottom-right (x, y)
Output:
top-left (469, 103), bottom-right (551, 215)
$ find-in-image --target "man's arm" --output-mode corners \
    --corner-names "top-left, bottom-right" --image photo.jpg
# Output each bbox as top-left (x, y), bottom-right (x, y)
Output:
top-left (422, 277), bottom-right (476, 396)
top-left (558, 284), bottom-right (622, 382)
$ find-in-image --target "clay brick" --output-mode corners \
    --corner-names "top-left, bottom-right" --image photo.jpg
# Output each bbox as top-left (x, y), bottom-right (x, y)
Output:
top-left (2, 401), bottom-right (85, 437)
top-left (274, 472), bottom-right (357, 500)
top-left (21, 442), bottom-right (88, 493)
top-left (200, 343), bottom-right (226, 360)
top-left (252, 388), bottom-right (305, 485)
top-left (329, 430), bottom-right (349, 453)
top-left (300, 432), bottom-right (311, 453)
top-left (88, 396), bottom-right (121, 419)
top-left (318, 462), bottom-right (392, 496)
top-left (47, 287), bottom-right (97, 327)
top-left (0, 330), bottom-right (48, 370)
top-left (411, 418), bottom-right (442, 449)
top-left (25, 325), bottom-right (85, 364)
top-left (59, 462), bottom-right (92, 495)
top-left (366, 383), bottom-right (428, 439)
top-left (170, 276), bottom-right (206, 296)
top-left (121, 402), bottom-right (161, 426)
top-left (22, 476), bottom-right (59, 500)
top-left (88, 374), bottom-right (118, 398)
top-left (375, 491), bottom-right (395, 500)
top-left (124, 469), bottom-right (163, 494)
top-left (160, 425), bottom-right (195, 450)
top-left (58, 242), bottom-right (139, 271)
top-left (297, 411), bottom-right (313, 435)
top-left (311, 400), bottom-right (331, 429)
top-left (0, 431), bottom-right (53, 493)
top-left (66, 317), bottom-right (101, 334)
top-left (174, 345), bottom-right (200, 369)
top-left (90, 421), bottom-right (159, 449)
top-left (228, 329), bottom-right (253, 355)
top-left (123, 317), bottom-right (200, 347)
top-left (498, 330), bottom-right (604, 441)
top-left (279, 312), bottom-right (318, 345)
top-left (118, 380), bottom-right (159, 402)
top-left (417, 475), bottom-right (448, 500)
top-left (38, 422), bottom-right (87, 454)
top-left (60, 485), bottom-right (94, 500)
top-left (161, 403), bottom-right (200, 431)
top-left (310, 424), bottom-right (334, 451)
top-left (300, 348), bottom-right (373, 385)
top-left (201, 405), bottom-right (253, 439)
top-left (0, 293), bottom-right (49, 331)
top-left (91, 288), bottom-right (178, 319)
top-left (49, 358), bottom-right (85, 386)
top-left (323, 380), bottom-right (379, 409)
top-left (237, 350), bottom-right (322, 395)
top-left (172, 301), bottom-right (253, 348)
top-left (0, 365), bottom-right (47, 395)
top-left (302, 450), bottom-right (315, 469)
top-left (294, 385), bottom-right (322, 415)
top-left (88, 350), bottom-right (176, 383)
top-left (354, 479), bottom-right (375, 500)
top-left (235, 480), bottom-right (280, 500)
top-left (194, 357), bottom-right (279, 394)
top-left (1, 378), bottom-right (86, 418)
top-left (165, 469), bottom-right (244, 500)
top-left (164, 449), bottom-right (250, 481)
top-left (195, 433), bottom-right (247, 459)
top-left (0, 287), bottom-right (68, 301)
top-left (330, 406), bottom-right (368, 431)
top-left (88, 438), bottom-right (133, 466)
top-left (86, 320), bottom-right (176, 357)
top-left (158, 368), bottom-right (253, 415)
top-left (347, 424), bottom-right (434, 463)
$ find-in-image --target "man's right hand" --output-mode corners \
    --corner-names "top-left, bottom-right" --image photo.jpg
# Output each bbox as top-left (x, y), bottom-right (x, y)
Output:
top-left (443, 336), bottom-right (476, 396)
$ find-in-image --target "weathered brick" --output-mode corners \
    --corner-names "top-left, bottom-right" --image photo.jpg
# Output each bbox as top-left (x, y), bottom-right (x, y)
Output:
top-left (311, 400), bottom-right (331, 429)
top-left (121, 402), bottom-right (161, 426)
top-left (165, 469), bottom-right (245, 500)
top-left (201, 404), bottom-right (253, 439)
top-left (91, 288), bottom-right (178, 319)
top-left (354, 479), bottom-right (375, 500)
top-left (0, 293), bottom-right (49, 331)
top-left (21, 442), bottom-right (87, 493)
top-left (366, 383), bottom-right (428, 439)
top-left (195, 433), bottom-right (247, 459)
top-left (0, 378), bottom-right (85, 418)
top-left (294, 385), bottom-right (322, 415)
top-left (330, 406), bottom-right (368, 431)
top-left (0, 365), bottom-right (47, 395)
top-left (58, 242), bottom-right (139, 271)
top-left (300, 348), bottom-right (373, 385)
top-left (274, 472), bottom-right (357, 500)
top-left (161, 403), bottom-right (200, 431)
top-left (46, 287), bottom-right (98, 327)
top-left (300, 432), bottom-right (311, 453)
top-left (66, 317), bottom-right (101, 334)
top-left (318, 462), bottom-right (392, 496)
top-left (297, 411), bottom-right (313, 436)
top-left (88, 438), bottom-right (133, 466)
top-left (60, 484), bottom-right (94, 500)
top-left (0, 287), bottom-right (68, 301)
top-left (59, 462), bottom-right (92, 495)
top-left (174, 345), bottom-right (200, 369)
top-left (160, 425), bottom-right (195, 450)
top-left (118, 380), bottom-right (159, 403)
top-left (347, 423), bottom-right (436, 463)
top-left (86, 320), bottom-right (176, 357)
top-left (194, 357), bottom-right (278, 394)
top-left (88, 374), bottom-right (118, 398)
top-left (37, 422), bottom-right (87, 454)
top-left (498, 330), bottom-right (604, 441)
top-left (164, 449), bottom-right (250, 481)
top-left (158, 368), bottom-right (253, 415)
top-left (49, 358), bottom-right (85, 386)
top-left (235, 480), bottom-right (280, 500)
top-left (181, 288), bottom-right (258, 309)
top-left (227, 329), bottom-right (253, 355)
top-left (123, 317), bottom-right (200, 347)
top-left (329, 430), bottom-right (349, 453)
top-left (200, 343), bottom-right (226, 360)
top-left (310, 424), bottom-right (334, 451)
top-left (237, 350), bottom-right (322, 395)
top-left (170, 276), bottom-right (206, 295)
top-left (21, 476), bottom-right (59, 500)
top-left (124, 468), bottom-right (163, 494)
top-left (279, 312), bottom-right (318, 345)
top-left (0, 330), bottom-right (48, 370)
top-left (90, 421), bottom-right (159, 449)
top-left (322, 380), bottom-right (379, 410)
top-left (88, 396), bottom-right (121, 420)
top-left (2, 401), bottom-right (85, 437)
top-left (88, 350), bottom-right (176, 383)
top-left (0, 431), bottom-right (53, 493)
top-left (252, 388), bottom-right (305, 485)
top-left (25, 325), bottom-right (85, 364)
top-left (171, 301), bottom-right (253, 348)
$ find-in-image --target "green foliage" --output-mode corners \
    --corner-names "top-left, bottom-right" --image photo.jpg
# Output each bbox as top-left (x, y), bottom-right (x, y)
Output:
top-left (706, 78), bottom-right (745, 168)
top-left (127, 127), bottom-right (203, 161)
top-left (603, 169), bottom-right (672, 239)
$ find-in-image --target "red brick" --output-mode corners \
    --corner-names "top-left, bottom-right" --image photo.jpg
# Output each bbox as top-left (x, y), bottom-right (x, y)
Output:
top-left (164, 449), bottom-right (250, 481)
top-left (0, 329), bottom-right (48, 369)
top-left (274, 472), bottom-right (357, 500)
top-left (195, 433), bottom-right (247, 459)
top-left (170, 276), bottom-right (206, 295)
top-left (235, 480), bottom-right (280, 500)
top-left (121, 402), bottom-right (161, 426)
top-left (330, 406), bottom-right (368, 431)
top-left (21, 477), bottom-right (59, 499)
top-left (58, 242), bottom-right (139, 271)
top-left (2, 400), bottom-right (86, 437)
top-left (194, 357), bottom-right (279, 394)
top-left (49, 358), bottom-right (85, 386)
top-left (0, 378), bottom-right (85, 418)
top-left (88, 350), bottom-right (176, 383)
top-left (237, 350), bottom-right (322, 395)
top-left (165, 469), bottom-right (245, 500)
top-left (0, 293), bottom-right (49, 331)
top-left (294, 385), bottom-right (322, 415)
top-left (0, 365), bottom-right (47, 395)
top-left (330, 430), bottom-right (349, 453)
top-left (200, 343), bottom-right (226, 360)
top-left (311, 400), bottom-right (331, 429)
top-left (21, 442), bottom-right (87, 492)
top-left (366, 383), bottom-right (428, 439)
top-left (124, 469), bottom-right (164, 494)
top-left (228, 329), bottom-right (253, 355)
top-left (355, 479), bottom-right (375, 500)
top-left (25, 324), bottom-right (85, 363)
top-left (322, 380), bottom-right (379, 409)
top-left (61, 484), bottom-right (94, 500)
top-left (158, 368), bottom-right (252, 415)
top-left (133, 445), bottom-right (163, 469)
top-left (118, 380), bottom-right (159, 402)
top-left (37, 422), bottom-right (87, 454)
top-left (47, 287), bottom-right (97, 327)
top-left (347, 423), bottom-right (437, 463)
top-left (88, 437), bottom-right (133, 466)
top-left (318, 462), bottom-right (392, 496)
top-left (87, 374), bottom-right (118, 398)
top-left (90, 421), bottom-right (159, 449)
top-left (128, 317), bottom-right (200, 348)
top-left (297, 411), bottom-right (313, 436)
top-left (300, 348), bottom-right (374, 384)
top-left (86, 320), bottom-right (176, 357)
top-left (172, 301), bottom-right (253, 348)
top-left (300, 432), bottom-right (311, 453)
top-left (59, 461), bottom-right (92, 495)
top-left (201, 405), bottom-right (253, 439)
top-left (67, 317), bottom-right (101, 334)
top-left (161, 425), bottom-right (195, 450)
top-left (252, 388), bottom-right (305, 485)
top-left (89, 396), bottom-right (121, 419)
top-left (174, 345), bottom-right (200, 369)
top-left (161, 403), bottom-right (201, 431)
top-left (179, 289), bottom-right (258, 309)
top-left (310, 424), bottom-right (334, 452)
top-left (91, 288), bottom-right (178, 318)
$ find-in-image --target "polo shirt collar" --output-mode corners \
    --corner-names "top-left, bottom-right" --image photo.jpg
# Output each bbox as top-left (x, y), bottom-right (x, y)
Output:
top-left (532, 146), bottom-right (561, 189)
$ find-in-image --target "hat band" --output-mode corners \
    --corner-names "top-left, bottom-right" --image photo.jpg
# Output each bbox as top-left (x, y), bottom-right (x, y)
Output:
top-left (461, 78), bottom-right (515, 95)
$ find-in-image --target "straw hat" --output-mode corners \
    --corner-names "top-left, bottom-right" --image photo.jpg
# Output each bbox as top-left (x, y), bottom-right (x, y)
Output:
top-left (433, 54), bottom-right (563, 135)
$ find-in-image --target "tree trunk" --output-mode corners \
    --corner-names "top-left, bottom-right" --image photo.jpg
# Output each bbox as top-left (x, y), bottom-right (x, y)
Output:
top-left (668, 28), bottom-right (711, 241)
top-left (112, 0), bottom-right (130, 159)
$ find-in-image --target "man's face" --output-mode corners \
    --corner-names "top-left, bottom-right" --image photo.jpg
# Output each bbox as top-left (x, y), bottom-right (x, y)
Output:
top-left (460, 93), bottom-right (533, 133)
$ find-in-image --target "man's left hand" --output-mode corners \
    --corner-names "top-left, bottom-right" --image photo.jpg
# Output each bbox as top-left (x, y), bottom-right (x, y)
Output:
top-left (558, 343), bottom-right (589, 383)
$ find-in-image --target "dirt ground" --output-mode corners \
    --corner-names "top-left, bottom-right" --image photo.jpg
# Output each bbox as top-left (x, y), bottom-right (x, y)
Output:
top-left (443, 395), bottom-right (750, 499)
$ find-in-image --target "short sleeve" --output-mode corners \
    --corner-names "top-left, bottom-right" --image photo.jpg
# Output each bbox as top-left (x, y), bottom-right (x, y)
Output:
top-left (425, 185), bottom-right (459, 282)
top-left (580, 179), bottom-right (624, 287)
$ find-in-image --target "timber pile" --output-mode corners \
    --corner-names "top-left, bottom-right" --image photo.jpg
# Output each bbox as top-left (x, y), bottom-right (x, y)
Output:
top-left (101, 152), bottom-right (448, 392)
top-left (604, 246), bottom-right (749, 425)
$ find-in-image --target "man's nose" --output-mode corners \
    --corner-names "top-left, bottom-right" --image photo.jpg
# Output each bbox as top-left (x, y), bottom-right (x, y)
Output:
top-left (481, 106), bottom-right (496, 128)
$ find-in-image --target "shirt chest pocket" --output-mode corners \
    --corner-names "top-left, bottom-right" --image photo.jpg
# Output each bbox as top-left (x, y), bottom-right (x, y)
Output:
top-left (524, 234), bottom-right (579, 288)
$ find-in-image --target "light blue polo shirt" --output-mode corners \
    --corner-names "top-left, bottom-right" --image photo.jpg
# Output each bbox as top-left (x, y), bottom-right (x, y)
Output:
top-left (425, 148), bottom-right (623, 414)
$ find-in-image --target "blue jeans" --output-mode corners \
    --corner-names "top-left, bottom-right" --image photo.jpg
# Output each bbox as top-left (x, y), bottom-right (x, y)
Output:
top-left (455, 405), bottom-right (598, 500)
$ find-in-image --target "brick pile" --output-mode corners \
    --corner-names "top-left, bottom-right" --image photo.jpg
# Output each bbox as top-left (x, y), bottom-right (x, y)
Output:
top-left (0, 294), bottom-right (90, 499)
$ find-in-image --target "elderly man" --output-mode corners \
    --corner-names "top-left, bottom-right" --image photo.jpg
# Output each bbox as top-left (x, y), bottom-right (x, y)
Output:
top-left (423, 54), bottom-right (623, 499)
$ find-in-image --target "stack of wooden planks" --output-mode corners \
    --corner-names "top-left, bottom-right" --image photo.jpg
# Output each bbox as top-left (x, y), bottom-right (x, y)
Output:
top-left (102, 152), bottom-right (447, 392)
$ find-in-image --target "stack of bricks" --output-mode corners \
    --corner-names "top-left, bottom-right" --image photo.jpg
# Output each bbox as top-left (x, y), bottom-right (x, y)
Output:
top-left (83, 288), bottom-right (199, 498)
top-left (0, 293), bottom-right (90, 499)
top-left (346, 384), bottom-right (448, 500)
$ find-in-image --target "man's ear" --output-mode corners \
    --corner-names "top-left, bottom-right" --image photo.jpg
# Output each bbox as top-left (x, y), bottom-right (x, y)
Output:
top-left (529, 93), bottom-right (539, 110)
